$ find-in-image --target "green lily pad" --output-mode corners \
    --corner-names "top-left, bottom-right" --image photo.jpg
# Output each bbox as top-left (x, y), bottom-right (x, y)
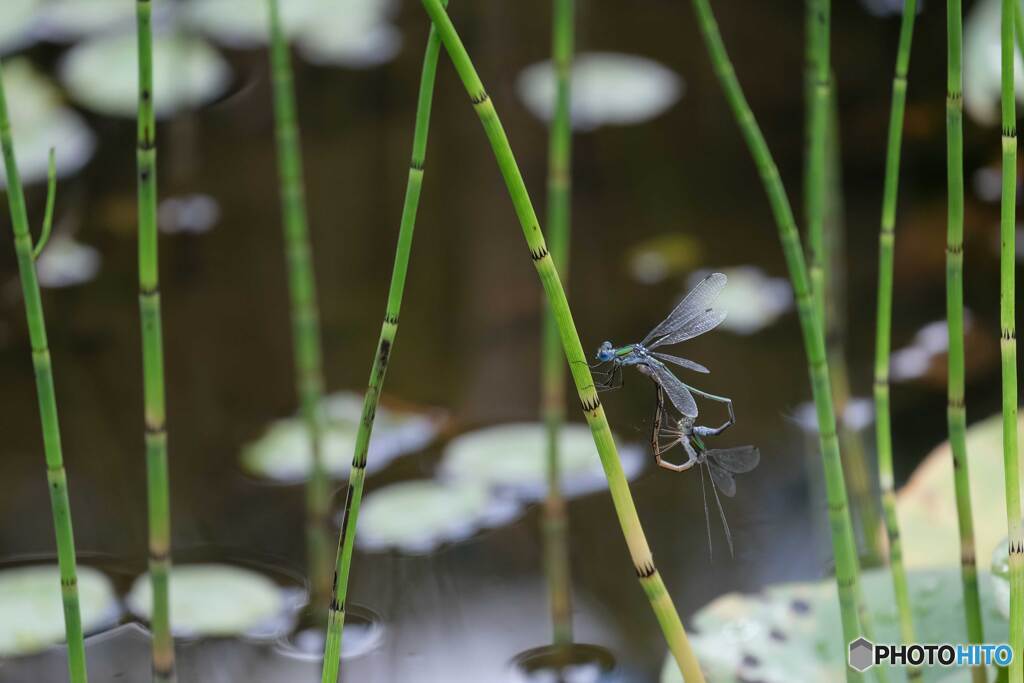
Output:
top-left (358, 479), bottom-right (519, 554)
top-left (33, 0), bottom-right (136, 42)
top-left (0, 59), bottom-right (96, 187)
top-left (59, 31), bottom-right (231, 119)
top-left (964, 0), bottom-right (1024, 125)
top-left (660, 568), bottom-right (1007, 683)
top-left (0, 564), bottom-right (119, 657)
top-left (185, 0), bottom-right (321, 48)
top-left (0, 0), bottom-right (38, 56)
top-left (127, 564), bottom-right (295, 638)
top-left (241, 391), bottom-right (443, 482)
top-left (687, 267), bottom-right (792, 335)
top-left (898, 412), bottom-right (1024, 571)
top-left (438, 422), bottom-right (645, 501)
top-left (516, 52), bottom-right (683, 131)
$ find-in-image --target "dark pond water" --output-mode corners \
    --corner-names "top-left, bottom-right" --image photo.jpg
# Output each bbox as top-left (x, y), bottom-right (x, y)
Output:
top-left (0, 1), bottom-right (1019, 681)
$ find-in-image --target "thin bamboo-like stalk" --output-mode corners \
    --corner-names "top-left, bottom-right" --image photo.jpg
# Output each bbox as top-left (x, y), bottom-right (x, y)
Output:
top-left (0, 69), bottom-right (88, 683)
top-left (134, 2), bottom-right (175, 680)
top-left (806, 0), bottom-right (830, 327)
top-left (319, 18), bottom-right (445, 683)
top-left (266, 0), bottom-right (331, 607)
top-left (945, 1), bottom-right (986, 679)
top-left (417, 3), bottom-right (704, 680)
top-left (872, 2), bottom-right (920, 680)
top-left (998, 0), bottom-right (1024, 680)
top-left (541, 0), bottom-right (575, 648)
top-left (690, 1), bottom-right (863, 677)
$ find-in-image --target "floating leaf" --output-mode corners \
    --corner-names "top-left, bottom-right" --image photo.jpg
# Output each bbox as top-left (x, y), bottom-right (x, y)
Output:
top-left (158, 194), bottom-right (221, 235)
top-left (0, 564), bottom-right (120, 657)
top-left (241, 391), bottom-right (444, 482)
top-left (0, 0), bottom-right (38, 56)
top-left (35, 236), bottom-right (102, 289)
top-left (625, 233), bottom-right (703, 285)
top-left (60, 32), bottom-right (231, 119)
top-left (899, 412), bottom-right (1024, 571)
top-left (964, 0), bottom-right (1024, 125)
top-left (516, 52), bottom-right (683, 131)
top-left (33, 0), bottom-right (136, 42)
top-left (127, 564), bottom-right (299, 638)
top-left (660, 568), bottom-right (1007, 683)
top-left (438, 422), bottom-right (645, 501)
top-left (185, 0), bottom-right (321, 49)
top-left (295, 10), bottom-right (401, 69)
top-left (687, 266), bottom-right (792, 335)
top-left (357, 479), bottom-right (520, 554)
top-left (0, 59), bottom-right (96, 187)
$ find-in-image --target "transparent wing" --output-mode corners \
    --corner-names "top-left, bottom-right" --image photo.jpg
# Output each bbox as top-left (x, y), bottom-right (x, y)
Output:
top-left (705, 462), bottom-right (735, 557)
top-left (707, 446), bottom-right (760, 474)
top-left (644, 361), bottom-right (698, 418)
top-left (649, 309), bottom-right (727, 349)
top-left (641, 272), bottom-right (727, 346)
top-left (707, 460), bottom-right (737, 497)
top-left (650, 351), bottom-right (710, 374)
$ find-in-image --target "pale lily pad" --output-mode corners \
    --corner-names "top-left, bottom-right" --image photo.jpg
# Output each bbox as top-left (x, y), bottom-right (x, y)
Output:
top-left (687, 266), bottom-right (792, 335)
top-left (35, 236), bottom-right (102, 289)
top-left (626, 233), bottom-right (703, 285)
top-left (660, 568), bottom-right (1007, 683)
top-left (59, 32), bottom-right (231, 119)
top-left (158, 194), bottom-right (221, 235)
top-left (438, 422), bottom-right (645, 501)
top-left (357, 479), bottom-right (520, 554)
top-left (0, 59), bottom-right (96, 187)
top-left (0, 564), bottom-right (120, 657)
top-left (33, 0), bottom-right (137, 42)
top-left (516, 52), bottom-right (683, 131)
top-left (296, 12), bottom-right (401, 69)
top-left (899, 412), bottom-right (1024, 570)
top-left (241, 391), bottom-right (443, 482)
top-left (891, 316), bottom-right (974, 383)
top-left (127, 564), bottom-right (297, 638)
top-left (0, 0), bottom-right (38, 56)
top-left (185, 0), bottom-right (321, 49)
top-left (964, 0), bottom-right (1024, 125)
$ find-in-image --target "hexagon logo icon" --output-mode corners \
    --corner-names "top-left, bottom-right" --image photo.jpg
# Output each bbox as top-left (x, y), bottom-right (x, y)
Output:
top-left (849, 637), bottom-right (875, 672)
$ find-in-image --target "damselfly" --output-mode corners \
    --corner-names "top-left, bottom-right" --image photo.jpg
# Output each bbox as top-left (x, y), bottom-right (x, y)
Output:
top-left (651, 386), bottom-right (759, 557)
top-left (592, 272), bottom-right (727, 418)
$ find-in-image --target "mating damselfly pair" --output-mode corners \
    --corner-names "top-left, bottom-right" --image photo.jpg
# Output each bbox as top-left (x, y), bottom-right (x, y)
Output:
top-left (591, 272), bottom-right (759, 556)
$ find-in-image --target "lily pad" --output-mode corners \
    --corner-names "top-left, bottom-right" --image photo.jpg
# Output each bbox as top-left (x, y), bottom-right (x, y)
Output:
top-left (295, 10), bottom-right (401, 69)
top-left (898, 412), bottom-right (1024, 571)
top-left (964, 0), bottom-right (1024, 125)
top-left (516, 52), bottom-right (683, 131)
top-left (0, 0), bottom-right (38, 56)
top-left (158, 193), bottom-right (221, 235)
top-left (185, 0), bottom-right (321, 49)
top-left (626, 234), bottom-right (703, 285)
top-left (0, 59), bottom-right (96, 187)
top-left (59, 32), bottom-right (231, 119)
top-left (127, 564), bottom-right (297, 638)
top-left (33, 0), bottom-right (137, 42)
top-left (0, 564), bottom-right (120, 657)
top-left (35, 236), bottom-right (102, 289)
top-left (687, 267), bottom-right (792, 335)
top-left (357, 479), bottom-right (520, 554)
top-left (241, 391), bottom-right (444, 482)
top-left (438, 422), bottom-right (645, 501)
top-left (660, 568), bottom-right (1007, 683)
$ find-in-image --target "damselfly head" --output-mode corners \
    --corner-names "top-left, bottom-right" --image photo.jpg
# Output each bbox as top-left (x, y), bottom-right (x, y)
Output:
top-left (678, 415), bottom-right (695, 433)
top-left (595, 341), bottom-right (616, 362)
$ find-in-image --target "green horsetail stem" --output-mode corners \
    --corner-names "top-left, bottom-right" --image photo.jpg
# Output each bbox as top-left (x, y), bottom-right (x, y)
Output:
top-left (418, 3), bottom-right (704, 680)
top-left (872, 1), bottom-right (921, 680)
top-left (0, 67), bottom-right (88, 683)
top-left (945, 2), bottom-right (986, 678)
top-left (690, 1), bottom-right (865, 678)
top-left (806, 0), bottom-right (830, 328)
top-left (319, 17), bottom-right (445, 683)
top-left (135, 2), bottom-right (175, 681)
top-left (266, 0), bottom-right (331, 608)
top-left (999, 0), bottom-right (1024, 680)
top-left (541, 0), bottom-right (575, 648)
